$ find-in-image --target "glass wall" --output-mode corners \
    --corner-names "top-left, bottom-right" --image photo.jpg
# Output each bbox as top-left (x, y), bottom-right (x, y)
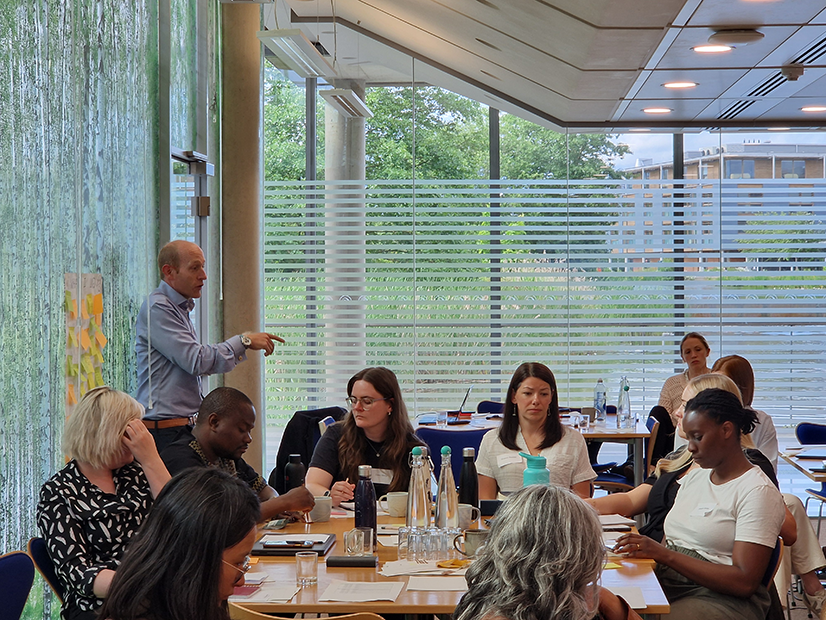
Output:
top-left (261, 61), bottom-right (826, 456)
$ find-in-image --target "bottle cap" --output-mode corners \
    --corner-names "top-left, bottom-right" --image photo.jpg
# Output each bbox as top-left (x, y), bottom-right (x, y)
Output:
top-left (358, 465), bottom-right (372, 477)
top-left (289, 454), bottom-right (301, 462)
top-left (623, 385), bottom-right (629, 391)
top-left (412, 446), bottom-right (423, 456)
top-left (462, 447), bottom-right (475, 458)
top-left (441, 445), bottom-right (451, 455)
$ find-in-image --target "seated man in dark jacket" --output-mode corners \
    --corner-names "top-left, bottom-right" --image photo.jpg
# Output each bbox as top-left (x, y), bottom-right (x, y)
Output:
top-left (161, 387), bottom-right (314, 520)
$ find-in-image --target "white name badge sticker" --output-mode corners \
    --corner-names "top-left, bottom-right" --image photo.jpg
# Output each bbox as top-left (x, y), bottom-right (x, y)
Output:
top-left (497, 453), bottom-right (523, 468)
top-left (372, 468), bottom-right (393, 486)
top-left (689, 502), bottom-right (717, 517)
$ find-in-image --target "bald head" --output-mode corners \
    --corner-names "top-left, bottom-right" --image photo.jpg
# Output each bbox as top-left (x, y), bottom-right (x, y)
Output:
top-left (158, 240), bottom-right (206, 299)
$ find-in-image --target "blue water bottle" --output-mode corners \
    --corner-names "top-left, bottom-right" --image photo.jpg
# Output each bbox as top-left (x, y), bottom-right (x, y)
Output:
top-left (354, 465), bottom-right (377, 550)
top-left (519, 452), bottom-right (550, 486)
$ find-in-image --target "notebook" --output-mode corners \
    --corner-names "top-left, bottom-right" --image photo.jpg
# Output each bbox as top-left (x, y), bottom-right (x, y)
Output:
top-left (251, 533), bottom-right (336, 557)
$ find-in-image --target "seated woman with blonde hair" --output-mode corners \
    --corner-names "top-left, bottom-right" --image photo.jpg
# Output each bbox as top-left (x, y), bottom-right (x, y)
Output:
top-left (454, 484), bottom-right (641, 620)
top-left (37, 386), bottom-right (171, 620)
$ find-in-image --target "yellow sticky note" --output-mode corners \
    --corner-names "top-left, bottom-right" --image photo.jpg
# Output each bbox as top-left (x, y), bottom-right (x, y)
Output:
top-left (92, 293), bottom-right (103, 315)
top-left (80, 328), bottom-right (91, 351)
top-left (64, 290), bottom-right (73, 312)
top-left (81, 354), bottom-right (94, 375)
top-left (67, 384), bottom-right (77, 405)
top-left (93, 347), bottom-right (104, 364)
top-left (79, 382), bottom-right (88, 397)
top-left (94, 368), bottom-right (104, 387)
top-left (95, 330), bottom-right (107, 350)
top-left (86, 370), bottom-right (96, 389)
top-left (67, 328), bottom-right (77, 348)
top-left (66, 356), bottom-right (77, 377)
top-left (603, 562), bottom-right (622, 570)
top-left (85, 294), bottom-right (94, 316)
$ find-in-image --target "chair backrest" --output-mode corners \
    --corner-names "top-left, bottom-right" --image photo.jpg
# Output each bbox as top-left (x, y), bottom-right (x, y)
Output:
top-left (761, 538), bottom-right (783, 587)
top-left (476, 400), bottom-right (504, 414)
top-left (230, 602), bottom-right (383, 620)
top-left (645, 417), bottom-right (660, 475)
top-left (0, 551), bottom-right (35, 620)
top-left (414, 427), bottom-right (488, 480)
top-left (796, 422), bottom-right (826, 445)
top-left (270, 406), bottom-right (347, 493)
top-left (27, 538), bottom-right (64, 603)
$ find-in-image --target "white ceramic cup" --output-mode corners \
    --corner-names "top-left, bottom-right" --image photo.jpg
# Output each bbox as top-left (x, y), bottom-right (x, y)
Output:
top-left (457, 503), bottom-right (481, 529)
top-left (379, 491), bottom-right (408, 518)
top-left (308, 496), bottom-right (332, 522)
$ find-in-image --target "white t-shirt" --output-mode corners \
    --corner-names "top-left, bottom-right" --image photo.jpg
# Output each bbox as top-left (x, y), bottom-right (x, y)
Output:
top-left (475, 425), bottom-right (596, 494)
top-left (664, 465), bottom-right (784, 565)
top-left (750, 408), bottom-right (778, 472)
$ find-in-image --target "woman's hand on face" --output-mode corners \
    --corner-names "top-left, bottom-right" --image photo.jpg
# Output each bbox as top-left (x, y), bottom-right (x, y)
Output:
top-left (122, 420), bottom-right (160, 463)
top-left (330, 480), bottom-right (355, 506)
top-left (613, 532), bottom-right (664, 562)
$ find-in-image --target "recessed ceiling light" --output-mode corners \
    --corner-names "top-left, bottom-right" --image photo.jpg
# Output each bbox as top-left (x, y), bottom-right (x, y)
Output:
top-left (643, 107), bottom-right (672, 114)
top-left (692, 44), bottom-right (732, 53)
top-left (767, 127), bottom-right (790, 131)
top-left (708, 29), bottom-right (764, 46)
top-left (801, 106), bottom-right (826, 112)
top-left (629, 128), bottom-right (651, 132)
top-left (664, 81), bottom-right (697, 89)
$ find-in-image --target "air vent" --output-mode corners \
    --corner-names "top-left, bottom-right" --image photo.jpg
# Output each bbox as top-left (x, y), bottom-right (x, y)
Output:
top-left (747, 73), bottom-right (786, 98)
top-left (792, 35), bottom-right (826, 65)
top-left (717, 100), bottom-right (755, 120)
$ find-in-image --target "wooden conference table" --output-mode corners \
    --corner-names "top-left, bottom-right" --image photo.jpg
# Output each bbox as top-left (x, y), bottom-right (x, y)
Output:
top-left (423, 414), bottom-right (651, 486)
top-left (238, 513), bottom-right (669, 616)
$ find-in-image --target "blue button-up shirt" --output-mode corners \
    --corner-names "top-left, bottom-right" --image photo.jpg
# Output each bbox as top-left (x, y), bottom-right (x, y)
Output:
top-left (135, 281), bottom-right (246, 420)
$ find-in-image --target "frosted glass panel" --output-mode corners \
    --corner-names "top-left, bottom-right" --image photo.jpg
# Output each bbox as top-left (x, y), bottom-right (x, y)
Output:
top-left (0, 0), bottom-right (159, 617)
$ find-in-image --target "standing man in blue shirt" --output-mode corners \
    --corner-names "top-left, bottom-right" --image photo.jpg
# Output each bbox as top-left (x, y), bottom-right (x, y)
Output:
top-left (136, 240), bottom-right (282, 450)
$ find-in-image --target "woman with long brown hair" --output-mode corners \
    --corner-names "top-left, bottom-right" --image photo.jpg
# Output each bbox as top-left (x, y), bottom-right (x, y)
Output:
top-left (476, 362), bottom-right (595, 499)
top-left (306, 367), bottom-right (423, 506)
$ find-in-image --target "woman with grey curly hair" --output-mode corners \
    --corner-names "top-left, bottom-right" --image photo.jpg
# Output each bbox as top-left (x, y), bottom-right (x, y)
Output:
top-left (454, 484), bottom-right (641, 620)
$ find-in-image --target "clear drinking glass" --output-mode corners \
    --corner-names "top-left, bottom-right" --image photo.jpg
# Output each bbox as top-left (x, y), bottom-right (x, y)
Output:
top-left (295, 551), bottom-right (318, 585)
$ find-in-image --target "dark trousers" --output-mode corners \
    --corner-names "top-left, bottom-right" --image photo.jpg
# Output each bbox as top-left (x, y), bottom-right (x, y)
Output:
top-left (148, 425), bottom-right (193, 453)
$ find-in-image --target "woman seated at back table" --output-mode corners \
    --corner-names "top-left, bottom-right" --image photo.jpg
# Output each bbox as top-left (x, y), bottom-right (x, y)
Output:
top-left (613, 388), bottom-right (786, 620)
top-left (98, 467), bottom-right (260, 620)
top-left (476, 362), bottom-right (595, 500)
top-left (454, 484), bottom-right (642, 620)
top-left (305, 366), bottom-right (423, 506)
top-left (37, 386), bottom-right (171, 620)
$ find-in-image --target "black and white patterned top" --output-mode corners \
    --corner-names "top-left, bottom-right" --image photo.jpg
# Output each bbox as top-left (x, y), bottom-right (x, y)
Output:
top-left (36, 460), bottom-right (153, 616)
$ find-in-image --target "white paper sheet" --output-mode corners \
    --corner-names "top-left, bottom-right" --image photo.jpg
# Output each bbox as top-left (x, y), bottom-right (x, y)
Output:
top-left (228, 583), bottom-right (300, 603)
top-left (380, 560), bottom-right (468, 577)
top-left (604, 586), bottom-right (646, 609)
top-left (241, 572), bottom-right (268, 585)
top-left (319, 580), bottom-right (405, 602)
top-left (406, 576), bottom-right (467, 591)
top-left (598, 514), bottom-right (636, 526)
top-left (259, 533), bottom-right (331, 544)
top-left (378, 534), bottom-right (399, 547)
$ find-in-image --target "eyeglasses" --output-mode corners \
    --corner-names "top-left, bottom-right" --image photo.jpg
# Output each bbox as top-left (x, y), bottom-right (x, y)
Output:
top-left (345, 396), bottom-right (389, 409)
top-left (222, 556), bottom-right (252, 575)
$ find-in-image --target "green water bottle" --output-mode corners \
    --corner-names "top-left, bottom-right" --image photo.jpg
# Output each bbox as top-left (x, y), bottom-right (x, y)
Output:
top-left (519, 452), bottom-right (550, 486)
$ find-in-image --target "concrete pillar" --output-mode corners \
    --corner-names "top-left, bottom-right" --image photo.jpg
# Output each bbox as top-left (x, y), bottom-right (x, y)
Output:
top-left (324, 81), bottom-right (367, 395)
top-left (221, 4), bottom-right (266, 473)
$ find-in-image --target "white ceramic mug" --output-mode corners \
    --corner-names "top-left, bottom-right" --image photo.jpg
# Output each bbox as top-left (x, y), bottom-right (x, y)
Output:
top-left (379, 491), bottom-right (408, 518)
top-left (457, 503), bottom-right (481, 529)
top-left (309, 496), bottom-right (332, 522)
top-left (453, 528), bottom-right (489, 558)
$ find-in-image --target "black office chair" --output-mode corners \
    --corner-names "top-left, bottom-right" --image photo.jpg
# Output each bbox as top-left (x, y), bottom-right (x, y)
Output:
top-left (27, 537), bottom-right (64, 603)
top-left (270, 406), bottom-right (347, 493)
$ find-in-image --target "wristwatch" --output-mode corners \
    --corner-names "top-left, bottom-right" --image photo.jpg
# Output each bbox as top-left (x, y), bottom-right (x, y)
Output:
top-left (240, 333), bottom-right (252, 349)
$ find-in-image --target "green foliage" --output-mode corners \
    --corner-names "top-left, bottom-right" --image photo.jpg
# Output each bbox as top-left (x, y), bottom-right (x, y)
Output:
top-left (263, 68), bottom-right (315, 181)
top-left (500, 114), bottom-right (629, 180)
